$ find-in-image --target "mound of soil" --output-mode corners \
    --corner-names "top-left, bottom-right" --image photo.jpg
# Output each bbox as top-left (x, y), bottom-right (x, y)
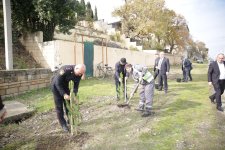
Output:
top-left (0, 43), bottom-right (41, 70)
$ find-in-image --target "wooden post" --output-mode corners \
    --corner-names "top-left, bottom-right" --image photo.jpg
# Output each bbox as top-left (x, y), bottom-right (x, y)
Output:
top-left (82, 35), bottom-right (85, 80)
top-left (74, 34), bottom-right (76, 64)
top-left (102, 38), bottom-right (104, 64)
top-left (106, 39), bottom-right (108, 64)
top-left (82, 35), bottom-right (84, 64)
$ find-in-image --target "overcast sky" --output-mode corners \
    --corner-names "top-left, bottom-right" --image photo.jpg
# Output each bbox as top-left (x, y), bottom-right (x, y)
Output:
top-left (87, 0), bottom-right (225, 58)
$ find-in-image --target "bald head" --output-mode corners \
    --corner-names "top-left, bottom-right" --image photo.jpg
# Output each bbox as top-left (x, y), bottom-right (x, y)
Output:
top-left (74, 64), bottom-right (86, 76)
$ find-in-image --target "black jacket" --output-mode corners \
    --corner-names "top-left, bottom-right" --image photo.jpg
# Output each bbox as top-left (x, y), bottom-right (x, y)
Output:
top-left (156, 57), bottom-right (170, 74)
top-left (208, 61), bottom-right (225, 84)
top-left (114, 61), bottom-right (128, 79)
top-left (52, 65), bottom-right (81, 96)
top-left (182, 59), bottom-right (192, 70)
top-left (0, 95), bottom-right (4, 110)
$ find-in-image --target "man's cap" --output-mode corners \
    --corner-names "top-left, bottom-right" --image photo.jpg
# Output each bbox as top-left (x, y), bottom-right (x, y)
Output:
top-left (120, 58), bottom-right (126, 65)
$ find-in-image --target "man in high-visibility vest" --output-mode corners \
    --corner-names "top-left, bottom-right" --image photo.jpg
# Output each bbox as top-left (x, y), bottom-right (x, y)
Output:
top-left (125, 64), bottom-right (154, 117)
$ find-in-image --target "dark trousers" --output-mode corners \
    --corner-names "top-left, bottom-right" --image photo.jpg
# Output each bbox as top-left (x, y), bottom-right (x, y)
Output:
top-left (188, 70), bottom-right (192, 81)
top-left (158, 71), bottom-right (168, 91)
top-left (210, 79), bottom-right (225, 107)
top-left (183, 68), bottom-right (192, 81)
top-left (154, 69), bottom-right (159, 80)
top-left (52, 86), bottom-right (69, 127)
top-left (115, 77), bottom-right (126, 98)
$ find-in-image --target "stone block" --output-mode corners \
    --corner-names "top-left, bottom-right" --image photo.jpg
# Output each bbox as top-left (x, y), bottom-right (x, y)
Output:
top-left (18, 75), bottom-right (27, 81)
top-left (8, 82), bottom-right (21, 88)
top-left (29, 84), bottom-right (38, 90)
top-left (19, 86), bottom-right (29, 92)
top-left (0, 83), bottom-right (9, 89)
top-left (6, 87), bottom-right (18, 94)
top-left (0, 89), bottom-right (6, 95)
top-left (38, 83), bottom-right (47, 88)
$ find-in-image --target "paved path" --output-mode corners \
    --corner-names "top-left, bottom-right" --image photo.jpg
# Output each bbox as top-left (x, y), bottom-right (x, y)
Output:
top-left (3, 101), bottom-right (34, 123)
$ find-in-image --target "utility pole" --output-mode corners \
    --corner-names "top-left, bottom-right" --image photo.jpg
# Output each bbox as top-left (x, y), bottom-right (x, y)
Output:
top-left (3, 0), bottom-right (13, 70)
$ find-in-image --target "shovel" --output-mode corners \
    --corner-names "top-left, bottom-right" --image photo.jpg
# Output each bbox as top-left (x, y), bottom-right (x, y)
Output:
top-left (124, 78), bottom-right (127, 103)
top-left (117, 82), bottom-right (140, 108)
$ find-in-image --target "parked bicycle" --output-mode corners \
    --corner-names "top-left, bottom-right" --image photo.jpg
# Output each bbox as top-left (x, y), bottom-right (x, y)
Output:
top-left (95, 62), bottom-right (113, 79)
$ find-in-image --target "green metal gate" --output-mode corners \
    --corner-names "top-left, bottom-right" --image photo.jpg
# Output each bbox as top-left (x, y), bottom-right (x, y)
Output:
top-left (84, 42), bottom-right (94, 77)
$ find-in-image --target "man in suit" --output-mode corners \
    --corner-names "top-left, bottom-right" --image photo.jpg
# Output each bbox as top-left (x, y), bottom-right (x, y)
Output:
top-left (182, 57), bottom-right (193, 82)
top-left (156, 52), bottom-right (170, 94)
top-left (153, 53), bottom-right (160, 80)
top-left (208, 53), bottom-right (225, 112)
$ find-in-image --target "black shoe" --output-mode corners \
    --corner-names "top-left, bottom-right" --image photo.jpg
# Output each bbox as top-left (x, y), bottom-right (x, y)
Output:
top-left (62, 125), bottom-right (69, 133)
top-left (217, 106), bottom-right (224, 112)
top-left (141, 111), bottom-right (152, 117)
top-left (209, 96), bottom-right (215, 104)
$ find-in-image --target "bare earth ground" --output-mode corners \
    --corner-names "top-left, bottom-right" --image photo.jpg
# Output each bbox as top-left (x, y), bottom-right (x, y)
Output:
top-left (0, 92), bottom-right (169, 150)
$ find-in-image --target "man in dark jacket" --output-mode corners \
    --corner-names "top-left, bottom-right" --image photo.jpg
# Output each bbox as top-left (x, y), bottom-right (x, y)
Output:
top-left (51, 64), bottom-right (86, 132)
top-left (182, 57), bottom-right (193, 82)
top-left (153, 53), bottom-right (160, 80)
top-left (0, 95), bottom-right (6, 123)
top-left (208, 53), bottom-right (225, 112)
top-left (114, 58), bottom-right (129, 100)
top-left (155, 52), bottom-right (170, 94)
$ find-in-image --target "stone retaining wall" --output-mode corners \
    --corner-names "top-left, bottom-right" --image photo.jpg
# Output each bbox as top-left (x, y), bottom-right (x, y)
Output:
top-left (0, 68), bottom-right (52, 98)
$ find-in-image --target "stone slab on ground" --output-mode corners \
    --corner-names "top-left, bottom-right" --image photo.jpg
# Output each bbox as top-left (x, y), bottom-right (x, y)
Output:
top-left (3, 101), bottom-right (35, 123)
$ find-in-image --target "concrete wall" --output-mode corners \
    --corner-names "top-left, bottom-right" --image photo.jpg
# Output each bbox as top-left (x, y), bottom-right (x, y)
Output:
top-left (20, 31), bottom-right (181, 75)
top-left (0, 69), bottom-right (52, 98)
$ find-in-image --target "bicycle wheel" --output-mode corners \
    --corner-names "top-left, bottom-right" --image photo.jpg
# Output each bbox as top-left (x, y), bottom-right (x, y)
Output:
top-left (95, 69), bottom-right (105, 80)
top-left (106, 67), bottom-right (114, 78)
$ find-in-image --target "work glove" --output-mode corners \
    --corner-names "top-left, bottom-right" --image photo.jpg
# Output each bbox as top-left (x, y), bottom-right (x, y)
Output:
top-left (125, 77), bottom-right (128, 81)
top-left (119, 78), bottom-right (122, 83)
top-left (138, 77), bottom-right (143, 83)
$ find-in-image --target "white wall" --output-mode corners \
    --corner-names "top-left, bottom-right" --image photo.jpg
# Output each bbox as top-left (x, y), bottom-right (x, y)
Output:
top-left (21, 32), bottom-right (181, 75)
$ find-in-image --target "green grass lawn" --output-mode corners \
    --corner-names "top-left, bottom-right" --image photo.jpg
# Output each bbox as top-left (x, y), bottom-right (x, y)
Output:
top-left (2, 63), bottom-right (225, 149)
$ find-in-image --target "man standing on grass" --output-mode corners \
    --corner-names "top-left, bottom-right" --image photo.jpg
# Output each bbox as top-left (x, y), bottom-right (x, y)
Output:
top-left (181, 57), bottom-right (193, 82)
top-left (51, 64), bottom-right (86, 132)
top-left (208, 53), bottom-right (225, 112)
top-left (114, 58), bottom-right (129, 100)
top-left (208, 53), bottom-right (225, 111)
top-left (155, 52), bottom-right (170, 94)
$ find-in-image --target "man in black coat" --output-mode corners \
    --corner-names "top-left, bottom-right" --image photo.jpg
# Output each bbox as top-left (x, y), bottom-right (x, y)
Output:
top-left (156, 52), bottom-right (170, 94)
top-left (114, 58), bottom-right (129, 100)
top-left (51, 64), bottom-right (86, 132)
top-left (208, 53), bottom-right (225, 112)
top-left (0, 95), bottom-right (6, 123)
top-left (182, 57), bottom-right (193, 82)
top-left (153, 53), bottom-right (160, 80)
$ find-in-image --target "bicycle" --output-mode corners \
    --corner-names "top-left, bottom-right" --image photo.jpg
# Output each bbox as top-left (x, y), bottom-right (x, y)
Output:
top-left (95, 62), bottom-right (114, 80)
